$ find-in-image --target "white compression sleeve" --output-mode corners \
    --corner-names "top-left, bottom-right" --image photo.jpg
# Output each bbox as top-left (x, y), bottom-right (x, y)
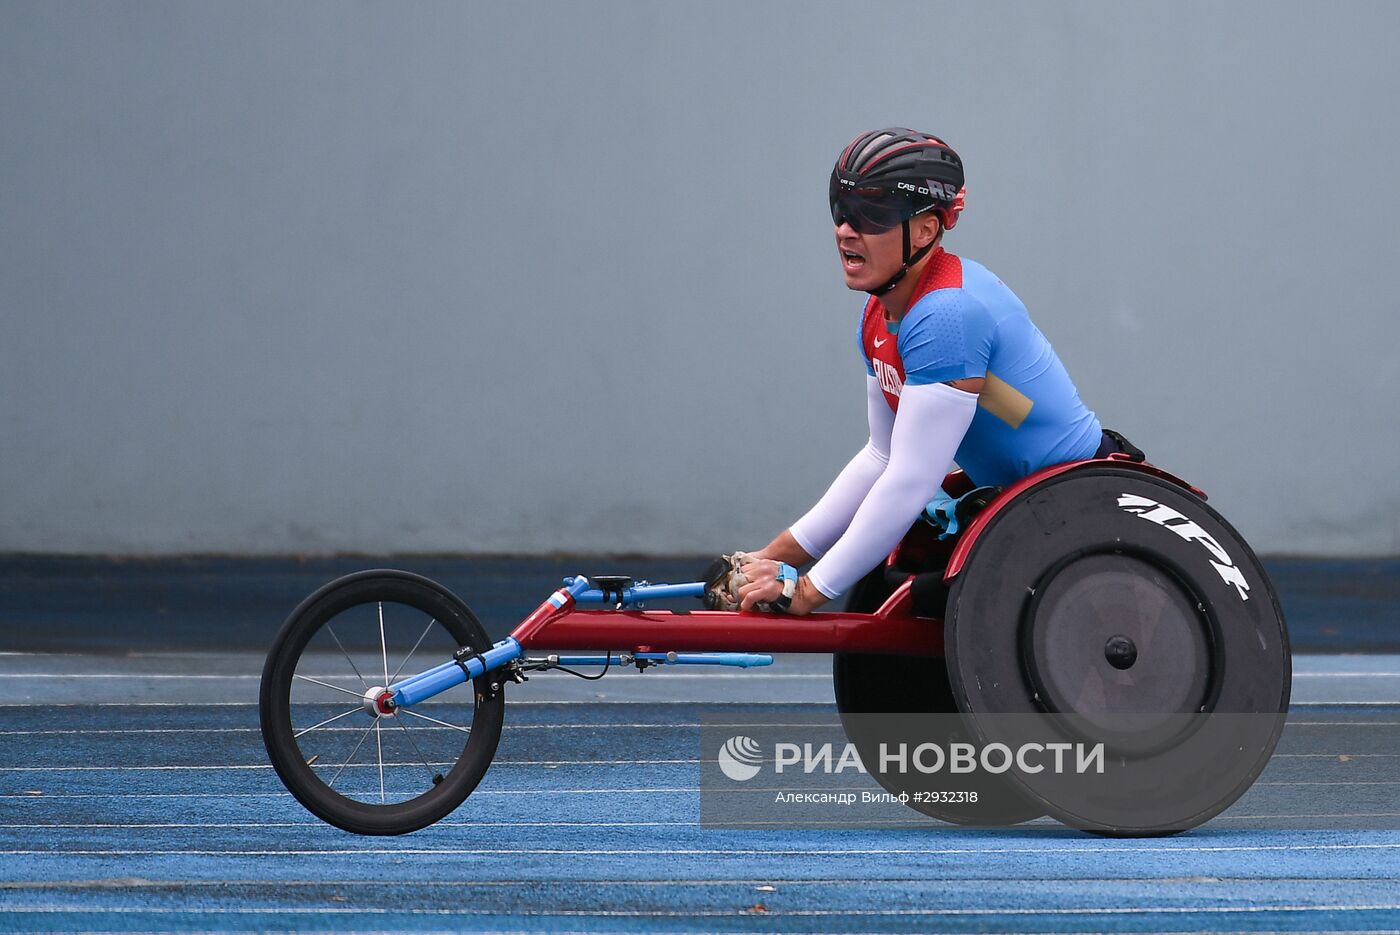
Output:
top-left (789, 377), bottom-right (896, 558)
top-left (806, 382), bottom-right (978, 599)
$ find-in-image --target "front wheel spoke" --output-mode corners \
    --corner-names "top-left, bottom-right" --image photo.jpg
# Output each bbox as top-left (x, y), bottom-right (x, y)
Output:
top-left (326, 624), bottom-right (372, 691)
top-left (389, 618), bottom-right (437, 684)
top-left (293, 674), bottom-right (366, 701)
top-left (294, 706), bottom-right (363, 739)
top-left (325, 722), bottom-right (377, 790)
top-left (399, 708), bottom-right (472, 735)
top-left (375, 721), bottom-right (385, 804)
top-left (392, 716), bottom-right (440, 783)
top-left (378, 602), bottom-right (390, 689)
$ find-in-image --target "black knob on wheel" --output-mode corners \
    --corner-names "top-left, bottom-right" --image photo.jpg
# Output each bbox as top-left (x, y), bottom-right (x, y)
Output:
top-left (1104, 634), bottom-right (1138, 670)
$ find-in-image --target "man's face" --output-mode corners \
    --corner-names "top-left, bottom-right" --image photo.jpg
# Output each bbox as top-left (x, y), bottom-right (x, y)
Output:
top-left (835, 220), bottom-right (906, 292)
top-left (835, 211), bottom-right (941, 293)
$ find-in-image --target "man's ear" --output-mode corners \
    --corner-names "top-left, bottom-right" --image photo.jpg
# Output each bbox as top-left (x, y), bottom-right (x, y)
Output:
top-left (913, 213), bottom-right (943, 249)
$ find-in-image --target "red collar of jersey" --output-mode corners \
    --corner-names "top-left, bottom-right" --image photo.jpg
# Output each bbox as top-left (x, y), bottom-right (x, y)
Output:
top-left (867, 247), bottom-right (963, 328)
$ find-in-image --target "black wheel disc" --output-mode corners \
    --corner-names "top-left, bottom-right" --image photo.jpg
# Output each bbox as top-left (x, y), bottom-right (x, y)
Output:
top-left (1024, 552), bottom-right (1215, 756)
top-left (944, 467), bottom-right (1290, 835)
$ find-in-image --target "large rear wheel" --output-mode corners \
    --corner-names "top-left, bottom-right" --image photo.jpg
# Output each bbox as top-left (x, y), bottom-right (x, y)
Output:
top-left (944, 468), bottom-right (1290, 835)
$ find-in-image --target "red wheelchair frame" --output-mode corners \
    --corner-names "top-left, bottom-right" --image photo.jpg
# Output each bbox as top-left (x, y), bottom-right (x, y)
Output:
top-left (261, 451), bottom-right (1282, 838)
top-left (513, 453), bottom-right (1196, 657)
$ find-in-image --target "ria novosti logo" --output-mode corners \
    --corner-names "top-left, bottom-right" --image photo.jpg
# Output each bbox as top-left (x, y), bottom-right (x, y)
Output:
top-left (717, 736), bottom-right (764, 781)
top-left (716, 735), bottom-right (1104, 782)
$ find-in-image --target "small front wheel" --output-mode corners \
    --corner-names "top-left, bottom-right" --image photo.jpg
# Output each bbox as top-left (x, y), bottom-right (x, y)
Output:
top-left (259, 570), bottom-right (505, 834)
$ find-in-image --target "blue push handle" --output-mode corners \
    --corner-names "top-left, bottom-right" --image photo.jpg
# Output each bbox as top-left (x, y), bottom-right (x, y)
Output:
top-left (658, 653), bottom-right (773, 667)
top-left (565, 577), bottom-right (707, 604)
top-left (553, 652), bottom-right (773, 668)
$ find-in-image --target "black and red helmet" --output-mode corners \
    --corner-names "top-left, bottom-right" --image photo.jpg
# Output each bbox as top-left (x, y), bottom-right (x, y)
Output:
top-left (830, 128), bottom-right (966, 233)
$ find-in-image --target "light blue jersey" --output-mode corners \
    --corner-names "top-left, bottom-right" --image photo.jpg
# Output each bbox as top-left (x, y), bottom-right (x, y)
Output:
top-left (860, 249), bottom-right (1101, 487)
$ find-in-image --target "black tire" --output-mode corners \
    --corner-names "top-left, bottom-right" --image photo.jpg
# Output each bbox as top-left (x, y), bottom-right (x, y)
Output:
top-left (260, 570), bottom-right (505, 835)
top-left (944, 467), bottom-right (1291, 835)
top-left (833, 566), bottom-right (950, 713)
top-left (834, 566), bottom-right (1044, 826)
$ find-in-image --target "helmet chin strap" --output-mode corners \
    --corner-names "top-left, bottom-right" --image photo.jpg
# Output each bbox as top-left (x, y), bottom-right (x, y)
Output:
top-left (866, 218), bottom-right (938, 297)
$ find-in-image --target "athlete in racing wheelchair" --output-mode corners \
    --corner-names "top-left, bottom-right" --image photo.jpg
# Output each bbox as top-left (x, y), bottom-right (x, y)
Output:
top-left (702, 129), bottom-right (1289, 831)
top-left (259, 129), bottom-right (1288, 837)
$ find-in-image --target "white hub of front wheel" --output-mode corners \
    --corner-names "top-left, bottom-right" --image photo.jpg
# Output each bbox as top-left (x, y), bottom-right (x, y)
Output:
top-left (361, 686), bottom-right (396, 718)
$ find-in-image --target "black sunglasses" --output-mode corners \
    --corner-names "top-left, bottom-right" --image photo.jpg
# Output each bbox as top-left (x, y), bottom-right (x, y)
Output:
top-left (829, 182), bottom-right (933, 235)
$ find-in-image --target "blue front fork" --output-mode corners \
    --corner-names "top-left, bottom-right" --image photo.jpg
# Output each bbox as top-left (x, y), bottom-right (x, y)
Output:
top-left (390, 637), bottom-right (527, 708)
top-left (386, 576), bottom-right (772, 709)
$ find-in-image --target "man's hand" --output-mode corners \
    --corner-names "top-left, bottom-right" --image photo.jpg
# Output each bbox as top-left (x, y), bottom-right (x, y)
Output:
top-left (736, 558), bottom-right (828, 616)
top-left (701, 552), bottom-right (753, 611)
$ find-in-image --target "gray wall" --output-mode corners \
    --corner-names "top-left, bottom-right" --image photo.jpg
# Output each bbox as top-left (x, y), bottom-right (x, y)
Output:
top-left (3, 1), bottom-right (1397, 557)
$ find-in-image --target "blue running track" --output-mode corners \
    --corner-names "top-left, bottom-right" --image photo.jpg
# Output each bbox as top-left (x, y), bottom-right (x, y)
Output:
top-left (1, 557), bottom-right (1398, 933)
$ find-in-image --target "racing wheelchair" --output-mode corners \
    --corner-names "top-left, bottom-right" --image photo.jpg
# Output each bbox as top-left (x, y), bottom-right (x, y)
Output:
top-left (259, 453), bottom-right (1290, 836)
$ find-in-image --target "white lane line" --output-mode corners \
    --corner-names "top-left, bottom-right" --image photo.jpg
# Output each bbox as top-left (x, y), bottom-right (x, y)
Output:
top-left (0, 673), bottom-right (831, 680)
top-left (16, 751), bottom-right (1400, 772)
top-left (8, 843), bottom-right (1400, 857)
top-left (0, 759), bottom-right (704, 771)
top-left (0, 788), bottom-right (697, 798)
top-left (0, 703), bottom-right (265, 708)
top-left (1294, 673), bottom-right (1400, 678)
top-left (0, 701), bottom-right (834, 707)
top-left (12, 817), bottom-right (1400, 829)
top-left (6, 674), bottom-right (266, 680)
top-left (0, 728), bottom-right (266, 735)
top-left (27, 929), bottom-right (1400, 935)
top-left (6, 670), bottom-right (1398, 679)
top-left (0, 722), bottom-right (831, 735)
top-left (1215, 812), bottom-right (1400, 821)
top-left (8, 903), bottom-right (1400, 917)
top-left (0, 821), bottom-right (696, 829)
top-left (3, 719), bottom-right (1400, 736)
top-left (8, 931), bottom-right (1396, 935)
top-left (1257, 781), bottom-right (1400, 786)
top-left (1291, 703), bottom-right (1400, 707)
top-left (0, 877), bottom-right (1376, 887)
top-left (5, 700), bottom-right (1397, 707)
top-left (7, 780), bottom-right (1399, 801)
top-left (1288, 722), bottom-right (1400, 726)
top-left (1273, 754), bottom-right (1400, 758)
